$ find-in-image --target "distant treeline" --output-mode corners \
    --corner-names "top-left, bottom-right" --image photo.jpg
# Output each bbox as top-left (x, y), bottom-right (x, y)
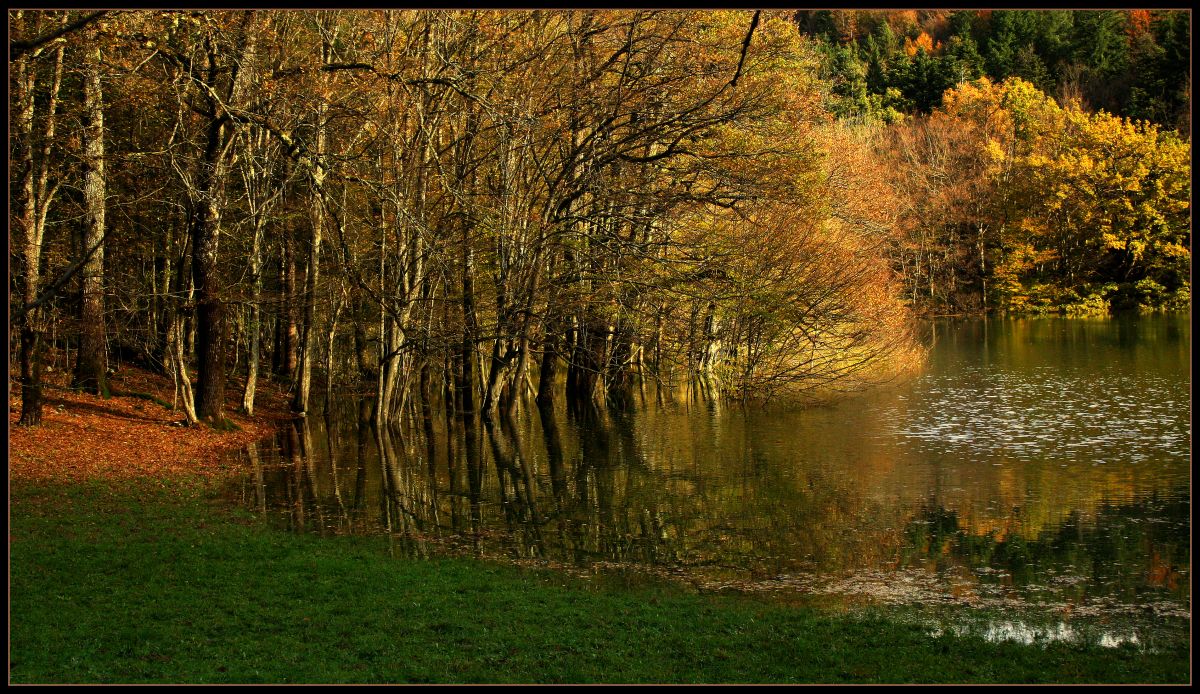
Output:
top-left (793, 9), bottom-right (1191, 316)
top-left (796, 9), bottom-right (1191, 131)
top-left (877, 76), bottom-right (1190, 316)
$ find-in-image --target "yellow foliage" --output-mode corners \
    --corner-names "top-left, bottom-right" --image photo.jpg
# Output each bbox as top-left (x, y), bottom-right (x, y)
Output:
top-left (923, 76), bottom-right (1191, 307)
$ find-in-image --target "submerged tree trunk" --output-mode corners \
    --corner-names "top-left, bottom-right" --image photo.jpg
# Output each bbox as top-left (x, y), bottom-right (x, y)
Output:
top-left (459, 245), bottom-right (480, 427)
top-left (535, 336), bottom-right (558, 408)
top-left (353, 298), bottom-right (376, 382)
top-left (567, 311), bottom-right (605, 407)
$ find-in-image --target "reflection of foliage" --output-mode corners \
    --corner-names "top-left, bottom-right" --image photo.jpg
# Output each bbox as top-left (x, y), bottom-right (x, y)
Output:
top-left (899, 494), bottom-right (1190, 603)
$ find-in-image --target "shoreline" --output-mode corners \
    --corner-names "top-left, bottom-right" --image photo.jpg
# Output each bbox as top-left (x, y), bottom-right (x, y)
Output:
top-left (8, 356), bottom-right (1189, 684)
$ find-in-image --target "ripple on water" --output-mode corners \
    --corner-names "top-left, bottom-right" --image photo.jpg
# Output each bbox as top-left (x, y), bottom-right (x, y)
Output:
top-left (927, 620), bottom-right (1147, 649)
top-left (886, 366), bottom-right (1189, 467)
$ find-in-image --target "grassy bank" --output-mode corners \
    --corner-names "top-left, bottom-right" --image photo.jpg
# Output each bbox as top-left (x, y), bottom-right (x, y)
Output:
top-left (10, 477), bottom-right (1189, 684)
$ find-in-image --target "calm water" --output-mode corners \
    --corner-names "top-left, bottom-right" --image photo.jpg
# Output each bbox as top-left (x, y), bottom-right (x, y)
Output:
top-left (232, 315), bottom-right (1190, 644)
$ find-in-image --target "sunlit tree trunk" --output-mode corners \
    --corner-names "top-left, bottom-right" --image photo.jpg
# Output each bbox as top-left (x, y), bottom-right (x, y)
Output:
top-left (167, 309), bottom-right (199, 425)
top-left (166, 234), bottom-right (198, 424)
top-left (153, 219), bottom-right (174, 372)
top-left (293, 30), bottom-right (329, 415)
top-left (74, 37), bottom-right (109, 397)
top-left (323, 281), bottom-right (343, 409)
top-left (280, 235), bottom-right (299, 380)
top-left (240, 123), bottom-right (282, 414)
top-left (15, 27), bottom-right (65, 426)
top-left (15, 52), bottom-right (41, 426)
top-left (242, 213), bottom-right (266, 414)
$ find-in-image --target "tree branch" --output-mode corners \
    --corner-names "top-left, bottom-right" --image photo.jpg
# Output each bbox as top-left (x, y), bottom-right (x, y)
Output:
top-left (13, 229), bottom-right (109, 322)
top-left (730, 10), bottom-right (761, 88)
top-left (10, 10), bottom-right (110, 61)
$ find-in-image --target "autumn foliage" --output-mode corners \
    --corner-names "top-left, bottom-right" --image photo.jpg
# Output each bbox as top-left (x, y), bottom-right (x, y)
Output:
top-left (8, 356), bottom-right (293, 484)
top-left (6, 10), bottom-right (1190, 470)
top-left (884, 76), bottom-right (1191, 314)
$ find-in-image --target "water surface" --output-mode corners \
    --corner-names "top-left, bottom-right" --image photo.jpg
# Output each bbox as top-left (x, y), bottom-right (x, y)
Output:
top-left (232, 315), bottom-right (1190, 644)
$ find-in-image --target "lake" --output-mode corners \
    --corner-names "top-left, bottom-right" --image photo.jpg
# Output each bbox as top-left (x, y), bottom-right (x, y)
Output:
top-left (230, 314), bottom-right (1190, 646)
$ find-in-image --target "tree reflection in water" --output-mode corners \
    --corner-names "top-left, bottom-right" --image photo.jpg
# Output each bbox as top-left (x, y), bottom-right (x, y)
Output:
top-left (234, 386), bottom-right (1189, 617)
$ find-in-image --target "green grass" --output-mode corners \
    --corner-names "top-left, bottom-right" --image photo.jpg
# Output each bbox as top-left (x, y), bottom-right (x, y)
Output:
top-left (10, 478), bottom-right (1190, 684)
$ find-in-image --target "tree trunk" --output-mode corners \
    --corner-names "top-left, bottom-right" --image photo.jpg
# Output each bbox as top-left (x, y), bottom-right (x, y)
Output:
top-left (535, 335), bottom-right (557, 408)
top-left (459, 246), bottom-right (480, 426)
top-left (168, 309), bottom-right (200, 425)
top-left (353, 299), bottom-right (376, 382)
top-left (292, 36), bottom-right (329, 415)
top-left (15, 54), bottom-right (42, 426)
top-left (242, 216), bottom-right (265, 414)
top-left (978, 224), bottom-right (988, 312)
top-left (323, 283), bottom-right (343, 410)
top-left (281, 235), bottom-right (299, 380)
top-left (292, 188), bottom-right (323, 414)
top-left (190, 15), bottom-right (256, 426)
top-left (74, 39), bottom-right (109, 397)
top-left (191, 116), bottom-right (234, 425)
top-left (16, 33), bottom-right (65, 426)
top-left (153, 227), bottom-right (172, 372)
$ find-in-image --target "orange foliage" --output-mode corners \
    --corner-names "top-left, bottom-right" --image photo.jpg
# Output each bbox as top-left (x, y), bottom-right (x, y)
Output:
top-left (1126, 9), bottom-right (1152, 40)
top-left (8, 358), bottom-right (294, 485)
top-left (903, 31), bottom-right (940, 57)
top-left (886, 10), bottom-right (919, 33)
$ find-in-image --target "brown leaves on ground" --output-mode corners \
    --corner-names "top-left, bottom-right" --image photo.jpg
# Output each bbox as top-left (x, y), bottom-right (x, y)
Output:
top-left (9, 361), bottom-right (294, 485)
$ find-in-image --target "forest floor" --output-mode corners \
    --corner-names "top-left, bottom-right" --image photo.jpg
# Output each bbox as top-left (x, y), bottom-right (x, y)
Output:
top-left (9, 356), bottom-right (295, 485)
top-left (8, 360), bottom-right (1191, 684)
